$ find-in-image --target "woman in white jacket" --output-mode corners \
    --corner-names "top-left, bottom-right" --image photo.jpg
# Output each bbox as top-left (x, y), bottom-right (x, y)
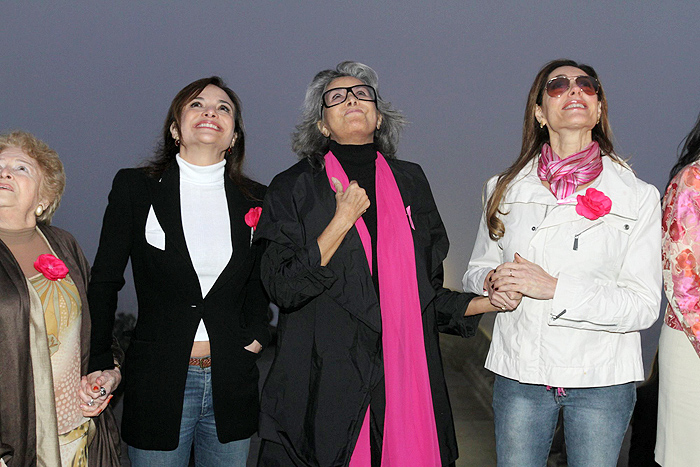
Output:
top-left (464, 59), bottom-right (662, 466)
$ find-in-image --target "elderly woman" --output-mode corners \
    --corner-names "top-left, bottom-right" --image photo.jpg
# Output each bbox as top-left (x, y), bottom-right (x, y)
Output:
top-left (0, 131), bottom-right (121, 466)
top-left (255, 61), bottom-right (494, 467)
top-left (88, 76), bottom-right (269, 466)
top-left (464, 59), bottom-right (662, 466)
top-left (657, 112), bottom-right (700, 466)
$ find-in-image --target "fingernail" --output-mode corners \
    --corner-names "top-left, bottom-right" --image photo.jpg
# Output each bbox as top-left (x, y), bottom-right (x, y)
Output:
top-left (93, 386), bottom-right (99, 391)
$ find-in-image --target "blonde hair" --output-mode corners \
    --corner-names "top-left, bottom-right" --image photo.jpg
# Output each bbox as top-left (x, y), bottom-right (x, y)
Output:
top-left (0, 131), bottom-right (65, 224)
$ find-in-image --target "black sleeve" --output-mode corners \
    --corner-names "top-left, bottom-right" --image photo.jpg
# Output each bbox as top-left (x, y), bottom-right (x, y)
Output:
top-left (255, 173), bottom-right (337, 310)
top-left (240, 187), bottom-right (272, 348)
top-left (416, 165), bottom-right (481, 337)
top-left (88, 169), bottom-right (135, 372)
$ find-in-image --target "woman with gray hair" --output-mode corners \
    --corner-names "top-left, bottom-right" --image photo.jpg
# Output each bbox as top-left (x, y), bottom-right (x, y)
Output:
top-left (255, 61), bottom-right (495, 466)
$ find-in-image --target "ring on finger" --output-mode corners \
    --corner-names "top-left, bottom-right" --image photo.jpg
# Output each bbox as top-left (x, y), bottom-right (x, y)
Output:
top-left (500, 305), bottom-right (506, 311)
top-left (87, 399), bottom-right (94, 407)
top-left (99, 387), bottom-right (107, 397)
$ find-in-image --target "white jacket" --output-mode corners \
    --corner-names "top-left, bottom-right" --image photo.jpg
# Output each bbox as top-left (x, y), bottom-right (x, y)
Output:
top-left (464, 157), bottom-right (662, 387)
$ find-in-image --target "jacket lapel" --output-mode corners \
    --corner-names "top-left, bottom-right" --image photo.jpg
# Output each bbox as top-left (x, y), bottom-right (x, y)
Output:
top-left (207, 178), bottom-right (258, 297)
top-left (150, 163), bottom-right (195, 271)
top-left (388, 161), bottom-right (437, 313)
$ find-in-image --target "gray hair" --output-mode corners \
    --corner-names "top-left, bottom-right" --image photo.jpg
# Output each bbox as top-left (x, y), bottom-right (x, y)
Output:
top-left (291, 61), bottom-right (408, 168)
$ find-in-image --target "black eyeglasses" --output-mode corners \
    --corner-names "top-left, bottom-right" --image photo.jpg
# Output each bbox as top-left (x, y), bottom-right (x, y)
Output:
top-left (322, 85), bottom-right (377, 108)
top-left (544, 75), bottom-right (599, 98)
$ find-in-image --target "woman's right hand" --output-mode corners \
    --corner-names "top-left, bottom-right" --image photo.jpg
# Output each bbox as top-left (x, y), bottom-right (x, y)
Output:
top-left (484, 268), bottom-right (522, 311)
top-left (317, 178), bottom-right (370, 266)
top-left (332, 177), bottom-right (370, 227)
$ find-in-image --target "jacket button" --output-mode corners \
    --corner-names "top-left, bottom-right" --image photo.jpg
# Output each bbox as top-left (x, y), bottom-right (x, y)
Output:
top-left (531, 226), bottom-right (536, 231)
top-left (624, 224), bottom-right (629, 230)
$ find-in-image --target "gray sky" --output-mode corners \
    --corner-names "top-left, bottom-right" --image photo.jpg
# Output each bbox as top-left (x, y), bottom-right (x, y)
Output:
top-left (3, 1), bottom-right (699, 366)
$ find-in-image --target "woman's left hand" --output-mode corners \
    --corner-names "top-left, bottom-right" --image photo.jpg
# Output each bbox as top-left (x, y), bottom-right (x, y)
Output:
top-left (491, 253), bottom-right (558, 300)
top-left (244, 339), bottom-right (262, 354)
top-left (78, 368), bottom-right (121, 417)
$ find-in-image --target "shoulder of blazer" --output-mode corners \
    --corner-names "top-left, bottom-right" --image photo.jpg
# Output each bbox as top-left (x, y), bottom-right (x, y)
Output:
top-left (236, 176), bottom-right (267, 204)
top-left (110, 167), bottom-right (154, 199)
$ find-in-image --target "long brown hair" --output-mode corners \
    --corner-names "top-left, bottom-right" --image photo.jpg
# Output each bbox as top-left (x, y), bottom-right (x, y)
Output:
top-left (143, 77), bottom-right (255, 197)
top-left (485, 59), bottom-right (621, 240)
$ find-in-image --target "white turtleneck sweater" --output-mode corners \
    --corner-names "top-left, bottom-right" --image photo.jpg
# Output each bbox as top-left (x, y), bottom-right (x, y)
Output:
top-left (176, 155), bottom-right (232, 342)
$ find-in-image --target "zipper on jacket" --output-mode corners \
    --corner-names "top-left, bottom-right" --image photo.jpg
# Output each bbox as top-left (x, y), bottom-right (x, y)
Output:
top-left (573, 221), bottom-right (604, 250)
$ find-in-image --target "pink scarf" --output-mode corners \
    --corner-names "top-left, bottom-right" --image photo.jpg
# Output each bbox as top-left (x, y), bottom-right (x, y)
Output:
top-left (537, 141), bottom-right (602, 199)
top-left (324, 151), bottom-right (441, 467)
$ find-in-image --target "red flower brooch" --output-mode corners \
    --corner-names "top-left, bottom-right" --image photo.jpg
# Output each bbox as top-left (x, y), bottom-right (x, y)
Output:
top-left (576, 188), bottom-right (612, 220)
top-left (34, 254), bottom-right (69, 281)
top-left (245, 207), bottom-right (262, 246)
top-left (245, 207), bottom-right (262, 231)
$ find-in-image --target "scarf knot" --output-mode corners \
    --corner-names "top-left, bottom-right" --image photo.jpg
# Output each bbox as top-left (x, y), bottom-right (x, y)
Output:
top-left (538, 141), bottom-right (602, 199)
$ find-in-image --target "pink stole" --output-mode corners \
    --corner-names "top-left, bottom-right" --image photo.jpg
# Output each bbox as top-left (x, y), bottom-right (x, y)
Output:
top-left (324, 151), bottom-right (441, 466)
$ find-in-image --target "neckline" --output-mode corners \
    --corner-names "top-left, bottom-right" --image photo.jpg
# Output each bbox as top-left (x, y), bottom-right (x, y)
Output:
top-left (0, 225), bottom-right (38, 245)
top-left (329, 140), bottom-right (377, 167)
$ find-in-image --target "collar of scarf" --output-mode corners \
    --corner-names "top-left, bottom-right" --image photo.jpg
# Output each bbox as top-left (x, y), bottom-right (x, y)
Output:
top-left (537, 141), bottom-right (602, 200)
top-left (324, 151), bottom-right (441, 466)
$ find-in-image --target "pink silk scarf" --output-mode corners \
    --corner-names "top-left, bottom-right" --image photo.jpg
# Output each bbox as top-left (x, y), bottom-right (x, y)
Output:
top-left (537, 141), bottom-right (602, 200)
top-left (324, 151), bottom-right (442, 467)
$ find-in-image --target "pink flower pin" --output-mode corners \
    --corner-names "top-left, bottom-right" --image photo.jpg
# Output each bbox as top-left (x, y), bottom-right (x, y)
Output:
top-left (576, 188), bottom-right (612, 220)
top-left (34, 254), bottom-right (69, 281)
top-left (245, 207), bottom-right (262, 231)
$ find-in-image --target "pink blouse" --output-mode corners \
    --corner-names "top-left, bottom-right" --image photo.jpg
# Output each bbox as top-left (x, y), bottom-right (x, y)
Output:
top-left (662, 162), bottom-right (700, 357)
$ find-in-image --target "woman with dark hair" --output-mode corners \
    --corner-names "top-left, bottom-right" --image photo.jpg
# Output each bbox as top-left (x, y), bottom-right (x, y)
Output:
top-left (255, 61), bottom-right (495, 466)
top-left (88, 77), bottom-right (269, 466)
top-left (657, 112), bottom-right (700, 466)
top-left (464, 59), bottom-right (662, 466)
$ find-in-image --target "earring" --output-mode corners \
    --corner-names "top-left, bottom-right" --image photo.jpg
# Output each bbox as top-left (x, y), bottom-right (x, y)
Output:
top-left (175, 138), bottom-right (180, 146)
top-left (539, 121), bottom-right (546, 129)
top-left (35, 205), bottom-right (44, 217)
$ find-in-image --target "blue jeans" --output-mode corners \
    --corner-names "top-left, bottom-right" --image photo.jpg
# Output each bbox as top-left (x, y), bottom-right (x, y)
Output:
top-left (128, 365), bottom-right (250, 467)
top-left (492, 375), bottom-right (635, 467)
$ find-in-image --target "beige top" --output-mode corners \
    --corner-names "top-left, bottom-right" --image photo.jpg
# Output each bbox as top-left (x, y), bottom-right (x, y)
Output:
top-left (29, 271), bottom-right (87, 435)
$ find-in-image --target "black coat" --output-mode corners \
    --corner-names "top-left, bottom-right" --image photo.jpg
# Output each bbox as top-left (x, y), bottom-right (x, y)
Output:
top-left (255, 158), bottom-right (480, 466)
top-left (88, 164), bottom-right (270, 450)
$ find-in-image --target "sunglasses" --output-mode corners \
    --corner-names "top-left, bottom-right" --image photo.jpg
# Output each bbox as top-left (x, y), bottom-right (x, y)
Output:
top-left (544, 75), bottom-right (599, 98)
top-left (322, 85), bottom-right (377, 108)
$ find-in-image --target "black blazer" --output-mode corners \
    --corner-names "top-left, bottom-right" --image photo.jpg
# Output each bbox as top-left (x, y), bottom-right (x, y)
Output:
top-left (255, 158), bottom-right (480, 466)
top-left (88, 163), bottom-right (270, 450)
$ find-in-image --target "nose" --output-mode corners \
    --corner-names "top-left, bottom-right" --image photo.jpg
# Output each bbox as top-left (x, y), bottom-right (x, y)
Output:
top-left (345, 90), bottom-right (359, 105)
top-left (569, 79), bottom-right (583, 95)
top-left (0, 166), bottom-right (11, 178)
top-left (202, 105), bottom-right (219, 117)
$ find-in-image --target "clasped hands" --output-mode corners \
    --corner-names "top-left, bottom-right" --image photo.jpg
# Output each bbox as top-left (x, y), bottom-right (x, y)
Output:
top-left (485, 253), bottom-right (558, 311)
top-left (78, 367), bottom-right (121, 417)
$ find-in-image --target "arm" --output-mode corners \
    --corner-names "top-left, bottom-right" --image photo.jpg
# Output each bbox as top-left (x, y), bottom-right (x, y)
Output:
top-left (87, 170), bottom-right (134, 371)
top-left (257, 174), bottom-right (337, 310)
top-left (411, 168), bottom-right (497, 337)
top-left (241, 238), bottom-right (272, 350)
top-left (317, 178), bottom-right (369, 265)
top-left (462, 180), bottom-right (522, 310)
top-left (664, 170), bottom-right (700, 354)
top-left (547, 183), bottom-right (662, 332)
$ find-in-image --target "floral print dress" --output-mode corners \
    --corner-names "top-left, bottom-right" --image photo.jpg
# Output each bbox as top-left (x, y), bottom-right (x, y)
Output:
top-left (662, 162), bottom-right (700, 357)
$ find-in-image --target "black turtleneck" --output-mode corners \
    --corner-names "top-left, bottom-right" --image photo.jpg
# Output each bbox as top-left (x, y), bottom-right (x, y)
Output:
top-left (329, 140), bottom-right (379, 298)
top-left (329, 140), bottom-right (385, 466)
